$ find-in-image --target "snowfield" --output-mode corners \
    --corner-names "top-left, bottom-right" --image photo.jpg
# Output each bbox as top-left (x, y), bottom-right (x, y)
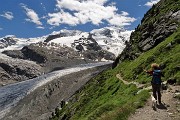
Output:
top-left (0, 36), bottom-right (46, 52)
top-left (0, 27), bottom-right (132, 57)
top-left (49, 32), bottom-right (89, 47)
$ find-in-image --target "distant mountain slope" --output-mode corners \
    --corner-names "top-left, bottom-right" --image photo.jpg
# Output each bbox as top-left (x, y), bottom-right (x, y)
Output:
top-left (44, 27), bottom-right (131, 57)
top-left (91, 27), bottom-right (132, 56)
top-left (0, 27), bottom-right (131, 57)
top-left (0, 35), bottom-right (46, 52)
top-left (0, 27), bottom-right (131, 86)
top-left (0, 35), bottom-right (17, 49)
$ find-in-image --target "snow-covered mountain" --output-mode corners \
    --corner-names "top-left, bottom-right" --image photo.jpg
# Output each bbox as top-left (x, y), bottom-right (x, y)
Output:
top-left (0, 35), bottom-right (46, 52)
top-left (48, 27), bottom-right (132, 56)
top-left (0, 27), bottom-right (132, 118)
top-left (91, 27), bottom-right (132, 56)
top-left (0, 35), bottom-right (17, 49)
top-left (0, 27), bottom-right (132, 57)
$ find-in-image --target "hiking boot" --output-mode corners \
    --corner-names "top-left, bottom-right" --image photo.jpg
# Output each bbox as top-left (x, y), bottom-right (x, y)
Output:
top-left (158, 101), bottom-right (162, 105)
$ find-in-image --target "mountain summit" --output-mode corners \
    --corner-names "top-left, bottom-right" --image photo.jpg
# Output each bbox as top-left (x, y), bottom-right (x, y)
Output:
top-left (0, 27), bottom-right (131, 58)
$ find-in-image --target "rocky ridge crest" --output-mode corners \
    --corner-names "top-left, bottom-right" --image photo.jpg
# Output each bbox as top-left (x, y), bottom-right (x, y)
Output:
top-left (118, 0), bottom-right (180, 61)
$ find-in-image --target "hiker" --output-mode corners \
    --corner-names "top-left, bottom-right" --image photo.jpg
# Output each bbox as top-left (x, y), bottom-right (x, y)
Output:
top-left (144, 63), bottom-right (164, 104)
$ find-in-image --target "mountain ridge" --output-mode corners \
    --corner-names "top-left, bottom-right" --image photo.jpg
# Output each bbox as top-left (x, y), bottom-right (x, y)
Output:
top-left (0, 26), bottom-right (130, 86)
top-left (0, 27), bottom-right (131, 57)
top-left (118, 0), bottom-right (180, 61)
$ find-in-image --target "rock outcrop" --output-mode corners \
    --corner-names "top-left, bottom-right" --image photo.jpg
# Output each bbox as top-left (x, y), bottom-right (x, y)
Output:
top-left (71, 33), bottom-right (116, 61)
top-left (118, 0), bottom-right (180, 62)
top-left (44, 34), bottom-right (61, 43)
top-left (138, 10), bottom-right (179, 51)
top-left (0, 56), bottom-right (42, 86)
top-left (0, 36), bottom-right (17, 49)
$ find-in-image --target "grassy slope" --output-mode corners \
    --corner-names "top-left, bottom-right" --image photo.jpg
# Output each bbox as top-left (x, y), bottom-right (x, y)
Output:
top-left (50, 28), bottom-right (180, 120)
top-left (118, 0), bottom-right (180, 84)
top-left (50, 67), bottom-right (149, 120)
top-left (50, 0), bottom-right (180, 119)
top-left (118, 28), bottom-right (180, 84)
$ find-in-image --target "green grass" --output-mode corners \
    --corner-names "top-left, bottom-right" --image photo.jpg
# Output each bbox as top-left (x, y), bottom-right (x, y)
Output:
top-left (49, 67), bottom-right (149, 120)
top-left (117, 28), bottom-right (180, 84)
top-left (49, 28), bottom-right (180, 120)
top-left (49, 1), bottom-right (180, 119)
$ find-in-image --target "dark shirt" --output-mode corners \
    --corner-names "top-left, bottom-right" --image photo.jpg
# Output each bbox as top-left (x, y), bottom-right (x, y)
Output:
top-left (146, 69), bottom-right (164, 84)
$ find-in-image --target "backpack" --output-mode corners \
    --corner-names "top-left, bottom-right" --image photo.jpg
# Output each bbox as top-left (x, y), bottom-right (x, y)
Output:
top-left (152, 70), bottom-right (162, 84)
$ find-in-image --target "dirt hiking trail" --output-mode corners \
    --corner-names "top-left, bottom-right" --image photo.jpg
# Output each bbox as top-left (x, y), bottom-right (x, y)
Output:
top-left (116, 74), bottom-right (180, 120)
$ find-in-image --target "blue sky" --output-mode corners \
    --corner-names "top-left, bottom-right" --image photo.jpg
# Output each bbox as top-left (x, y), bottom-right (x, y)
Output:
top-left (0, 0), bottom-right (160, 38)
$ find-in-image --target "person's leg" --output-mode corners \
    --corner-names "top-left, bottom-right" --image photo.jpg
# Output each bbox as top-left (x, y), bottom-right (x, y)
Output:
top-left (152, 84), bottom-right (157, 100)
top-left (157, 84), bottom-right (161, 104)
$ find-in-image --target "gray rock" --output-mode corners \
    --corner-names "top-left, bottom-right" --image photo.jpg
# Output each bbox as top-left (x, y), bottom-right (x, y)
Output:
top-left (168, 24), bottom-right (178, 31)
top-left (0, 36), bottom-right (17, 49)
top-left (172, 10), bottom-right (180, 21)
top-left (154, 35), bottom-right (164, 44)
top-left (44, 34), bottom-right (61, 43)
top-left (165, 11), bottom-right (173, 19)
top-left (142, 31), bottom-right (150, 39)
top-left (2, 50), bottom-right (24, 59)
top-left (139, 38), bottom-right (154, 51)
top-left (0, 55), bottom-right (42, 86)
top-left (142, 43), bottom-right (153, 51)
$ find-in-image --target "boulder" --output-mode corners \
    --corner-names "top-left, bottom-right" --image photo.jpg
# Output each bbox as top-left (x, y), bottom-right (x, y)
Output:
top-left (167, 78), bottom-right (177, 85)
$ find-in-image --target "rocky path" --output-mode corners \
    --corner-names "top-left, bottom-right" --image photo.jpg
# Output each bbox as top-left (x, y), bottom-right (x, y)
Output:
top-left (129, 86), bottom-right (180, 120)
top-left (116, 74), bottom-right (180, 120)
top-left (116, 74), bottom-right (145, 89)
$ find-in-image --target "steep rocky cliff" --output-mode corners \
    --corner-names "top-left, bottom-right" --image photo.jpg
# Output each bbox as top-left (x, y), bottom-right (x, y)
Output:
top-left (119, 0), bottom-right (180, 61)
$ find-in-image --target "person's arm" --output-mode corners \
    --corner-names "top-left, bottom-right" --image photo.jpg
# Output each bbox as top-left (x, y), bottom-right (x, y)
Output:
top-left (144, 70), bottom-right (153, 75)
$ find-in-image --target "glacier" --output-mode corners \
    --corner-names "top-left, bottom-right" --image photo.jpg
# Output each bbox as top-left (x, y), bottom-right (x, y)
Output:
top-left (0, 61), bottom-right (112, 119)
